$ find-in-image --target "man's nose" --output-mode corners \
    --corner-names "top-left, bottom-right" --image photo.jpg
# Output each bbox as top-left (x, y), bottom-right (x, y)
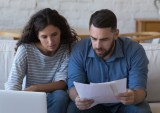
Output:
top-left (96, 41), bottom-right (101, 48)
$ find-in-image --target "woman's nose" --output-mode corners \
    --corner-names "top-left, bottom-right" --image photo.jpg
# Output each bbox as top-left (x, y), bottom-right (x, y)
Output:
top-left (47, 37), bottom-right (54, 44)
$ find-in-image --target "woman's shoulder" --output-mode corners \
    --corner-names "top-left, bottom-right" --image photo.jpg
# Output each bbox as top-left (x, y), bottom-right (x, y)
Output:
top-left (18, 43), bottom-right (35, 50)
top-left (16, 43), bottom-right (35, 55)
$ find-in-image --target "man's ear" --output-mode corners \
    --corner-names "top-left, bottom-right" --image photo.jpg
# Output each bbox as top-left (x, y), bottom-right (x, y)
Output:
top-left (113, 29), bottom-right (119, 39)
top-left (115, 29), bottom-right (119, 37)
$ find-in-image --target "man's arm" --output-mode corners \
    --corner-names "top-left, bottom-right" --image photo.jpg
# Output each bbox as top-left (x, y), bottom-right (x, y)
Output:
top-left (69, 87), bottom-right (78, 102)
top-left (116, 89), bottom-right (146, 105)
top-left (133, 89), bottom-right (146, 104)
top-left (125, 43), bottom-right (149, 104)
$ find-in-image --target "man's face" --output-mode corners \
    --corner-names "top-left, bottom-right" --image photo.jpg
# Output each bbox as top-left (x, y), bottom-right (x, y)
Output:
top-left (89, 24), bottom-right (119, 58)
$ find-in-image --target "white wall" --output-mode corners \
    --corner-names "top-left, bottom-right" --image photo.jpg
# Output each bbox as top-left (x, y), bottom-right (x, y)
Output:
top-left (0, 0), bottom-right (159, 34)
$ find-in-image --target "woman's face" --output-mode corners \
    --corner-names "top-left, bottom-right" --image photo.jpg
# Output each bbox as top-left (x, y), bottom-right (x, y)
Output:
top-left (37, 25), bottom-right (61, 56)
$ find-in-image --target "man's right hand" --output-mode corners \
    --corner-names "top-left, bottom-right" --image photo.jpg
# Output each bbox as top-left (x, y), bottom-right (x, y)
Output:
top-left (75, 96), bottom-right (94, 110)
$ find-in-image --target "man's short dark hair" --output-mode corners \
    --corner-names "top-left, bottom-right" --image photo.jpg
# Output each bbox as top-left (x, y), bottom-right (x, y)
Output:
top-left (89, 9), bottom-right (117, 30)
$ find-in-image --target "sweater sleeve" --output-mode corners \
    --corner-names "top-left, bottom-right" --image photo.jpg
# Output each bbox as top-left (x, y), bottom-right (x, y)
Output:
top-left (53, 48), bottom-right (69, 82)
top-left (5, 45), bottom-right (27, 90)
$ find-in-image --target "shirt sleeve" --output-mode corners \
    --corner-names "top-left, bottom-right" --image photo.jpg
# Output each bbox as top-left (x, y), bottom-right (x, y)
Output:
top-left (67, 43), bottom-right (87, 89)
top-left (128, 44), bottom-right (149, 90)
top-left (5, 45), bottom-right (27, 90)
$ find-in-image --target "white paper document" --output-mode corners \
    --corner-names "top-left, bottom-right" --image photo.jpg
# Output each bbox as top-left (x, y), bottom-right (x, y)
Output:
top-left (74, 78), bottom-right (127, 107)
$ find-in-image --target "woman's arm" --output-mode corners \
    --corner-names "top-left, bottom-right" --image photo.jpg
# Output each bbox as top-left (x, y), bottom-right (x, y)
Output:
top-left (25, 48), bottom-right (69, 92)
top-left (5, 45), bottom-right (27, 90)
top-left (24, 80), bottom-right (67, 92)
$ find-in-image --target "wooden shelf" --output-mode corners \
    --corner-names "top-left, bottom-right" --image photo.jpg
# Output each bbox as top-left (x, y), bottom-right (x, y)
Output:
top-left (136, 19), bottom-right (160, 32)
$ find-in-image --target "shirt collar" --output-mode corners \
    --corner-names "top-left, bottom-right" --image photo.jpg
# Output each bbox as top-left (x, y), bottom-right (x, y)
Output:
top-left (88, 40), bottom-right (96, 57)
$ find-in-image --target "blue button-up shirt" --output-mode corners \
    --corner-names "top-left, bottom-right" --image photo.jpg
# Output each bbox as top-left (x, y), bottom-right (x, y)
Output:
top-left (68, 37), bottom-right (148, 91)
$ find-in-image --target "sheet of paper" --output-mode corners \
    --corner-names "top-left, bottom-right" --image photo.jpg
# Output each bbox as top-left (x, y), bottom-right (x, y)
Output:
top-left (74, 78), bottom-right (127, 107)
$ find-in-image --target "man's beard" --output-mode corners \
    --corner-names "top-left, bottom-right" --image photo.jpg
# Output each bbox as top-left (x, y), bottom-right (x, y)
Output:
top-left (94, 40), bottom-right (115, 58)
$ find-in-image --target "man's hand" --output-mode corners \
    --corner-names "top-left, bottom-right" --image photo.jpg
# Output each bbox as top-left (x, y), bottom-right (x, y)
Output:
top-left (75, 96), bottom-right (94, 110)
top-left (116, 89), bottom-right (146, 105)
top-left (116, 89), bottom-right (135, 105)
top-left (69, 87), bottom-right (94, 110)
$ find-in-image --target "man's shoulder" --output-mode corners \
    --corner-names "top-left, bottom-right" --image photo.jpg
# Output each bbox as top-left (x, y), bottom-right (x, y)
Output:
top-left (118, 37), bottom-right (142, 49)
top-left (118, 37), bottom-right (144, 54)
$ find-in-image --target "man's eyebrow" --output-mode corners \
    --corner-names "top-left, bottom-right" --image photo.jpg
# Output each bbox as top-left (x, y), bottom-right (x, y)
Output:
top-left (89, 35), bottom-right (93, 38)
top-left (90, 36), bottom-right (109, 40)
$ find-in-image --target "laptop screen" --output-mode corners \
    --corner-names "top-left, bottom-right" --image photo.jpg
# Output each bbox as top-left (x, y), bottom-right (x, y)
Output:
top-left (0, 90), bottom-right (47, 113)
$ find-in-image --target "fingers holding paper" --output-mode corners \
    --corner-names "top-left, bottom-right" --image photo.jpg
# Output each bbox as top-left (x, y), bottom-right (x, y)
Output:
top-left (116, 89), bottom-right (135, 105)
top-left (75, 96), bottom-right (94, 110)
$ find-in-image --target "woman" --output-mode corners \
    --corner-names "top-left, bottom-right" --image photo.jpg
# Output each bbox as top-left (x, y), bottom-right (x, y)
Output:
top-left (5, 8), bottom-right (78, 113)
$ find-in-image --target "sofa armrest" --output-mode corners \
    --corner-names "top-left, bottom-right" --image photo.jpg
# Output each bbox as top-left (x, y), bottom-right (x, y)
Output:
top-left (0, 40), bottom-right (17, 89)
top-left (149, 103), bottom-right (160, 113)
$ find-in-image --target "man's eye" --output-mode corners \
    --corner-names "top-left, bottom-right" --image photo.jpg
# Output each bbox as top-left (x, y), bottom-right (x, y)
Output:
top-left (91, 37), bottom-right (96, 41)
top-left (102, 38), bottom-right (108, 41)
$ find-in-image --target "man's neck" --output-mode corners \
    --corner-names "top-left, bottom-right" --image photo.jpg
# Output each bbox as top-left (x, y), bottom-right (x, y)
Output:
top-left (103, 42), bottom-right (115, 60)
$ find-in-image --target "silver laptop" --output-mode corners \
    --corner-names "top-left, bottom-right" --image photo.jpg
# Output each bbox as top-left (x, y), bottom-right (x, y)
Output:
top-left (0, 90), bottom-right (47, 113)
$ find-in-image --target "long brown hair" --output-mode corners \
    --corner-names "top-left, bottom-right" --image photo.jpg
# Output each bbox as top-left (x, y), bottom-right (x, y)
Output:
top-left (16, 8), bottom-right (78, 52)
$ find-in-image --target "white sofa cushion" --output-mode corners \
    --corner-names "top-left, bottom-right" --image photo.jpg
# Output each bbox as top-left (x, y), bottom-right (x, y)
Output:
top-left (141, 43), bottom-right (160, 102)
top-left (149, 103), bottom-right (160, 113)
top-left (0, 40), bottom-right (17, 89)
top-left (0, 41), bottom-right (159, 100)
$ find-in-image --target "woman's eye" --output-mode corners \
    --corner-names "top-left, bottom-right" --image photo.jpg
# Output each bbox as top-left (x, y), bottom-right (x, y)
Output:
top-left (51, 32), bottom-right (58, 37)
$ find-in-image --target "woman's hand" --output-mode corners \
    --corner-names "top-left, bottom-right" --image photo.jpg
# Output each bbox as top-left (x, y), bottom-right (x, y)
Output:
top-left (24, 85), bottom-right (39, 92)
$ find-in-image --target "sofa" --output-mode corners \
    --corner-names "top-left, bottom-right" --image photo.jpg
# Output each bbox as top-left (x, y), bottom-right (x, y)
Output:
top-left (142, 43), bottom-right (160, 113)
top-left (0, 39), bottom-right (160, 113)
top-left (0, 40), bottom-right (17, 90)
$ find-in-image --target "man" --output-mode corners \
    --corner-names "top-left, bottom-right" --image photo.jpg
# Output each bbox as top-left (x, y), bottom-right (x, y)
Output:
top-left (67, 9), bottom-right (151, 113)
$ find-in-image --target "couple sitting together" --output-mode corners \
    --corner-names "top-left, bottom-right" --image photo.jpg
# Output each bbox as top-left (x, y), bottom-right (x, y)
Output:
top-left (5, 8), bottom-right (151, 113)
